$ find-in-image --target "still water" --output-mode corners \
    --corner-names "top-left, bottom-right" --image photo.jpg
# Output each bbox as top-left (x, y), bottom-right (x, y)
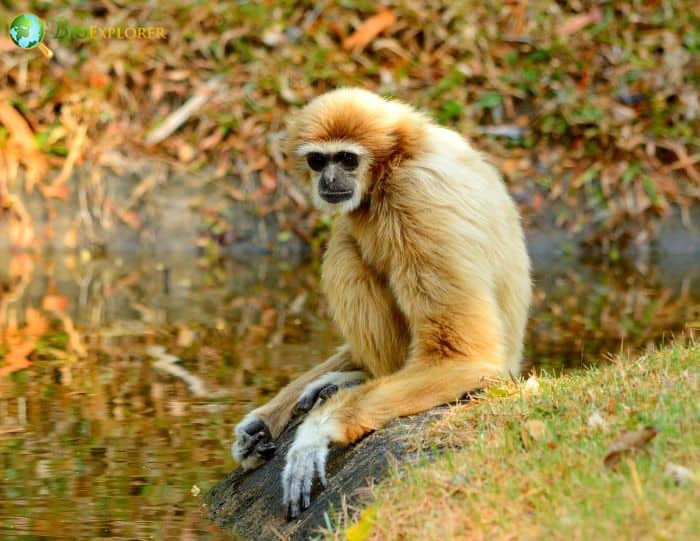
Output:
top-left (0, 251), bottom-right (697, 540)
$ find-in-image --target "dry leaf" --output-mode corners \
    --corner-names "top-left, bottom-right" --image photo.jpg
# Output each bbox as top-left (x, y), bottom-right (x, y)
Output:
top-left (42, 295), bottom-right (69, 311)
top-left (0, 102), bottom-right (49, 191)
top-left (604, 426), bottom-right (657, 468)
top-left (558, 6), bottom-right (602, 36)
top-left (664, 462), bottom-right (696, 485)
top-left (587, 411), bottom-right (608, 432)
top-left (523, 375), bottom-right (540, 398)
top-left (525, 419), bottom-right (549, 441)
top-left (343, 9), bottom-right (396, 51)
top-left (177, 326), bottom-right (196, 348)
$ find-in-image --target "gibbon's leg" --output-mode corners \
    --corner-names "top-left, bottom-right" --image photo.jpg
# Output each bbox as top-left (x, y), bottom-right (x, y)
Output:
top-left (293, 370), bottom-right (368, 416)
top-left (282, 297), bottom-right (505, 517)
top-left (232, 346), bottom-right (356, 470)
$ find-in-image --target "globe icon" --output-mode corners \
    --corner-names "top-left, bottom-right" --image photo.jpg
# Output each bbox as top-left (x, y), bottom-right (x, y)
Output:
top-left (9, 13), bottom-right (45, 50)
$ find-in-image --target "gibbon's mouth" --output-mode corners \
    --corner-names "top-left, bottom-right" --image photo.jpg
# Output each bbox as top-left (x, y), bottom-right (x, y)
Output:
top-left (319, 190), bottom-right (353, 203)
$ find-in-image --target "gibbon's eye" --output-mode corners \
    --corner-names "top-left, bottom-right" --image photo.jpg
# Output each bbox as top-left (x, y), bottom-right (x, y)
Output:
top-left (335, 151), bottom-right (359, 170)
top-left (307, 152), bottom-right (328, 172)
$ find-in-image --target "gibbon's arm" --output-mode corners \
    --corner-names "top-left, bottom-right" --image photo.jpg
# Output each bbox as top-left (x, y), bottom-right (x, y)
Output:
top-left (283, 219), bottom-right (507, 517)
top-left (321, 218), bottom-right (410, 377)
top-left (233, 217), bottom-right (409, 471)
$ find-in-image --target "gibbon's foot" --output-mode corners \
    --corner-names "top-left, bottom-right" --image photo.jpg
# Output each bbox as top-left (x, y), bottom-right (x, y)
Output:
top-left (293, 383), bottom-right (338, 416)
top-left (282, 416), bottom-right (334, 519)
top-left (293, 370), bottom-right (366, 417)
top-left (231, 414), bottom-right (277, 470)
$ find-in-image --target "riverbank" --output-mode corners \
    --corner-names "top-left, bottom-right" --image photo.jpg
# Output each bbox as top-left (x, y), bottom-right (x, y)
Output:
top-left (335, 343), bottom-right (699, 540)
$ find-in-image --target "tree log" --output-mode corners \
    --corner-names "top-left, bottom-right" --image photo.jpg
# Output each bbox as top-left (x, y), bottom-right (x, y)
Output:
top-left (205, 407), bottom-right (450, 540)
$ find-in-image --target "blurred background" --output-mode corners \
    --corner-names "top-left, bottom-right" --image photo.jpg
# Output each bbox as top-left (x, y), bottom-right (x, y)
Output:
top-left (0, 1), bottom-right (698, 539)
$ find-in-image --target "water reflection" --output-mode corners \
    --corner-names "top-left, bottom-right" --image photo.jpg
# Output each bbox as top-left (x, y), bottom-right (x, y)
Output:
top-left (0, 251), bottom-right (697, 539)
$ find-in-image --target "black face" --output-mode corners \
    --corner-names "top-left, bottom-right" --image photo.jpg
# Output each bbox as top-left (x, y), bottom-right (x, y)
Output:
top-left (306, 151), bottom-right (359, 171)
top-left (308, 151), bottom-right (360, 204)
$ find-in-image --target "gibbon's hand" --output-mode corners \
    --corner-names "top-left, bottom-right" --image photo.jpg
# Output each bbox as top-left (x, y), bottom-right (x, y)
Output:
top-left (282, 416), bottom-right (333, 519)
top-left (231, 413), bottom-right (276, 470)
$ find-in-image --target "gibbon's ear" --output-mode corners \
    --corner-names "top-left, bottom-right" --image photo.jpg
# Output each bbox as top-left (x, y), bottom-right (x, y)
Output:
top-left (370, 116), bottom-right (425, 183)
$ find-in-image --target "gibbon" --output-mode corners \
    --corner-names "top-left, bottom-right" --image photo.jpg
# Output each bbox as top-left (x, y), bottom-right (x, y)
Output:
top-left (232, 88), bottom-right (532, 518)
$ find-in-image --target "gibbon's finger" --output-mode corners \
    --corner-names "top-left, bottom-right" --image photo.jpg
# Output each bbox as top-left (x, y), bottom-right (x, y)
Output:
top-left (293, 383), bottom-right (340, 417)
top-left (292, 393), bottom-right (318, 417)
top-left (294, 371), bottom-right (367, 418)
top-left (318, 383), bottom-right (339, 401)
top-left (301, 475), bottom-right (312, 510)
top-left (255, 439), bottom-right (277, 460)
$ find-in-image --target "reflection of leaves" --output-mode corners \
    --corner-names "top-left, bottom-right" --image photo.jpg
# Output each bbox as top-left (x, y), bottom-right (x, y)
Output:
top-left (604, 426), bottom-right (657, 468)
top-left (527, 260), bottom-right (697, 369)
top-left (0, 308), bottom-right (47, 377)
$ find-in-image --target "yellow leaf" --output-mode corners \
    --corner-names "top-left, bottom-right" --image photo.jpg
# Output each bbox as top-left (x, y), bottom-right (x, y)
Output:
top-left (346, 506), bottom-right (376, 541)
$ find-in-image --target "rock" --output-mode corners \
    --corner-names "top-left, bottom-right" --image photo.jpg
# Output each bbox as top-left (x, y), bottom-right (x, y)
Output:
top-left (205, 407), bottom-right (452, 540)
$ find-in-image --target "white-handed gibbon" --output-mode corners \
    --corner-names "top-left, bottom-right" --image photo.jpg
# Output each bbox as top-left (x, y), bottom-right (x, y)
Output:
top-left (232, 88), bottom-right (532, 518)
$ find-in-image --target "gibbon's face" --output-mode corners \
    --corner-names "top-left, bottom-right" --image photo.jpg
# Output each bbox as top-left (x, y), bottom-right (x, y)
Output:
top-left (296, 141), bottom-right (370, 213)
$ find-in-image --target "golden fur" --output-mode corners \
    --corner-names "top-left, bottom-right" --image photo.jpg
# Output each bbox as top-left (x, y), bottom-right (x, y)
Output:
top-left (233, 89), bottom-right (531, 507)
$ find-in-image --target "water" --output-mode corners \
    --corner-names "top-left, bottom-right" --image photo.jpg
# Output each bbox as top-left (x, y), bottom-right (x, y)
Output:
top-left (0, 251), bottom-right (697, 540)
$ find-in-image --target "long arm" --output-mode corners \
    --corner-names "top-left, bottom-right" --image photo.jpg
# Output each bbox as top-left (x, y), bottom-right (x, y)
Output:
top-left (232, 218), bottom-right (410, 469)
top-left (321, 218), bottom-right (410, 377)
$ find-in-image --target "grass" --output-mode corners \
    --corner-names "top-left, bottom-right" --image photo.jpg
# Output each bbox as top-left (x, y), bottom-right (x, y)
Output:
top-left (334, 343), bottom-right (699, 540)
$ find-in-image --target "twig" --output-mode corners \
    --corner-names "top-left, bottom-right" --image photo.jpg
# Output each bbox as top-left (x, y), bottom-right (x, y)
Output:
top-left (145, 77), bottom-right (222, 146)
top-left (147, 345), bottom-right (228, 398)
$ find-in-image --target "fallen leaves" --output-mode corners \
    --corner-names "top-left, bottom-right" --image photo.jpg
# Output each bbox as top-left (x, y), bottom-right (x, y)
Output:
top-left (0, 1), bottom-right (698, 254)
top-left (343, 9), bottom-right (396, 51)
top-left (0, 102), bottom-right (48, 193)
top-left (604, 426), bottom-right (658, 468)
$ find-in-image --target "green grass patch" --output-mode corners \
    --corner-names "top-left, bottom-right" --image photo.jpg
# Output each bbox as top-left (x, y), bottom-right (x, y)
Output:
top-left (337, 343), bottom-right (699, 540)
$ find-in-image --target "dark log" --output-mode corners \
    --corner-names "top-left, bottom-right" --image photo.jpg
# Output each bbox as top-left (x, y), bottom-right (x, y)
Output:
top-left (205, 407), bottom-right (451, 540)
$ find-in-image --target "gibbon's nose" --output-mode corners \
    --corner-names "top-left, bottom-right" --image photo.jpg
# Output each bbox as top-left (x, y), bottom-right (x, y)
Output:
top-left (320, 166), bottom-right (340, 187)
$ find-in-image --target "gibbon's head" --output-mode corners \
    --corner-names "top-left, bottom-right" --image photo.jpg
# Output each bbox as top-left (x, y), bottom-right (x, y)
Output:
top-left (286, 88), bottom-right (427, 213)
